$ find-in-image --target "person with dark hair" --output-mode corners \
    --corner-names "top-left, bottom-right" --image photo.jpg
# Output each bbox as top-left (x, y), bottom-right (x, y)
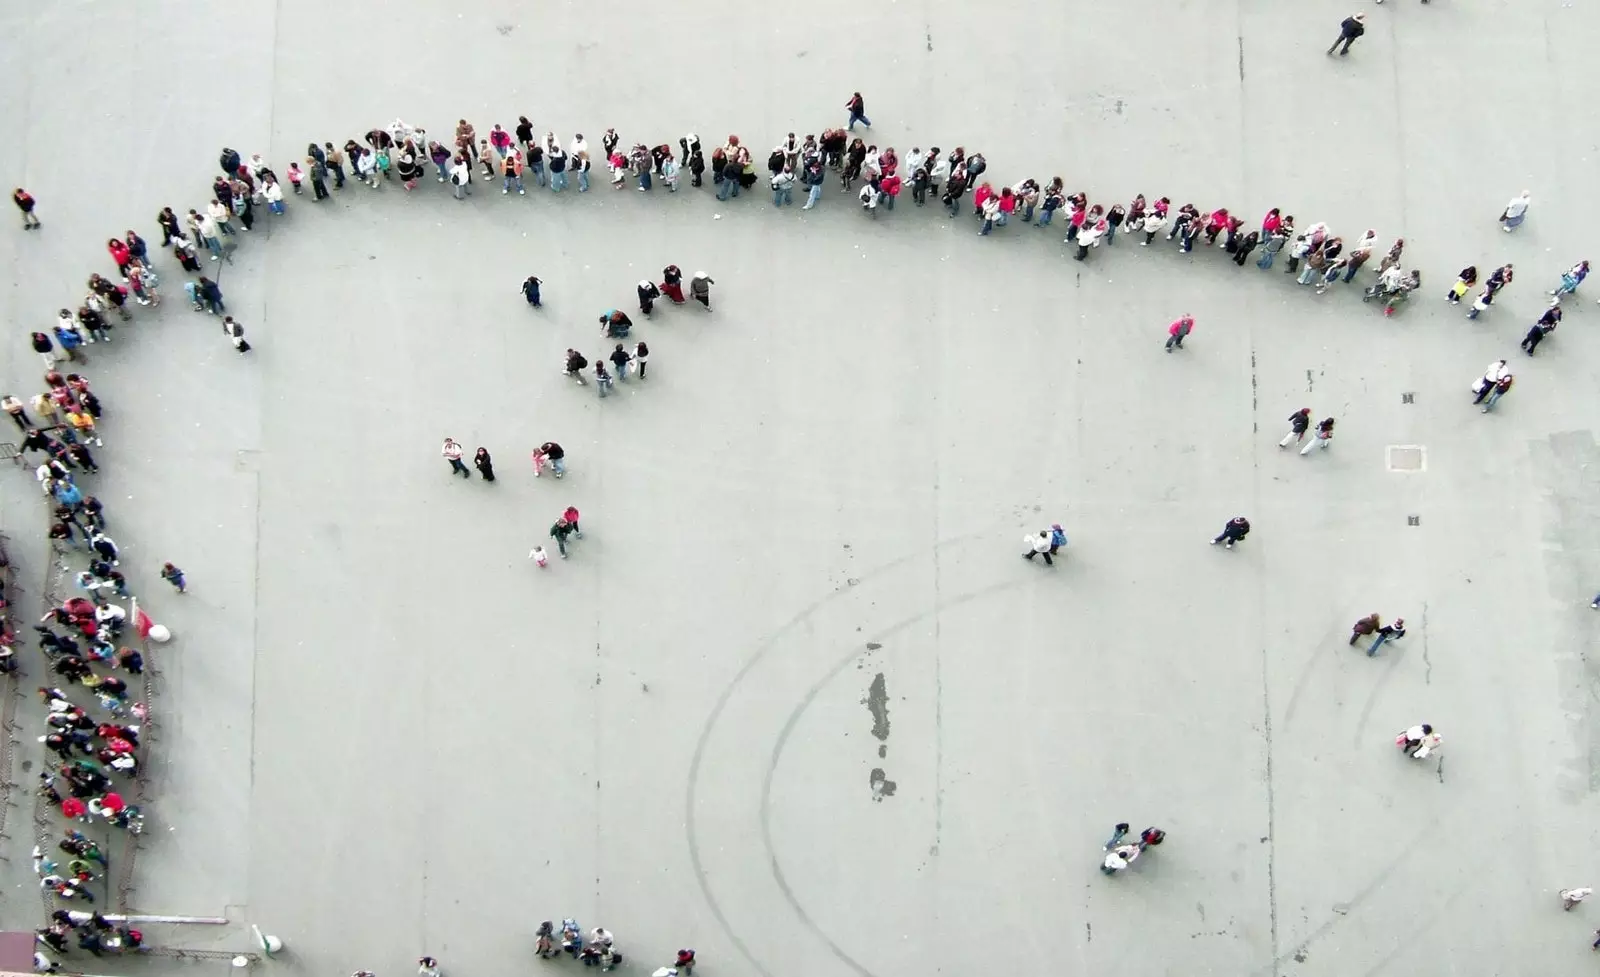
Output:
top-left (1211, 517), bottom-right (1251, 549)
top-left (473, 448), bottom-right (495, 482)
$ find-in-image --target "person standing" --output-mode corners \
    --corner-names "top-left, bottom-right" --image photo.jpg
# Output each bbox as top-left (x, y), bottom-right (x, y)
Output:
top-left (534, 441), bottom-right (566, 478)
top-left (1521, 302), bottom-right (1560, 354)
top-left (1165, 314), bottom-right (1194, 352)
top-left (522, 275), bottom-right (542, 308)
top-left (594, 359), bottom-right (614, 398)
top-left (771, 164), bottom-right (795, 207)
top-left (845, 91), bottom-right (871, 130)
top-left (549, 518), bottom-right (575, 559)
top-left (1301, 417), bottom-right (1335, 455)
top-left (690, 272), bottom-right (714, 310)
top-left (1499, 190), bottom-right (1531, 232)
top-left (222, 316), bottom-right (251, 353)
top-left (1279, 408), bottom-right (1312, 447)
top-left (562, 506), bottom-right (583, 538)
top-left (1327, 12), bottom-right (1365, 56)
top-left (1022, 531), bottom-right (1053, 566)
top-left (1211, 517), bottom-right (1251, 549)
top-left (633, 341), bottom-right (650, 379)
top-left (13, 188), bottom-right (40, 229)
top-left (197, 277), bottom-right (225, 315)
top-left (441, 438), bottom-right (470, 478)
top-left (159, 563), bottom-right (186, 594)
top-left (474, 448), bottom-right (495, 482)
top-left (609, 343), bottom-right (631, 381)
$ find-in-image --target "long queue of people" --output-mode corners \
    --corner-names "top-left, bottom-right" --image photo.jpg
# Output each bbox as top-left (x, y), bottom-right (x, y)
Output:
top-left (8, 91), bottom-right (1593, 971)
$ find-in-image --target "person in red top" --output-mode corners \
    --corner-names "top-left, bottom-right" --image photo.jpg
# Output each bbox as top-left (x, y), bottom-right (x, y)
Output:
top-left (971, 181), bottom-right (994, 218)
top-left (997, 187), bottom-right (1017, 225)
top-left (13, 188), bottom-right (40, 229)
top-left (107, 238), bottom-right (132, 277)
top-left (1262, 207), bottom-right (1283, 236)
top-left (879, 171), bottom-right (901, 211)
top-left (1202, 208), bottom-right (1230, 245)
top-left (1166, 315), bottom-right (1195, 352)
top-left (562, 506), bottom-right (583, 538)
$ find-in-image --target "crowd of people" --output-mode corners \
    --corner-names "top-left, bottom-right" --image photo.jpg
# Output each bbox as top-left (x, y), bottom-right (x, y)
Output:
top-left (7, 82), bottom-right (1596, 967)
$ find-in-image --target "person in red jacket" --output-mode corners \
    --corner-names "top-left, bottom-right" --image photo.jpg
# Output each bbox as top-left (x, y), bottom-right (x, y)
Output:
top-left (1165, 315), bottom-right (1195, 352)
top-left (879, 171), bottom-right (901, 211)
top-left (13, 188), bottom-right (40, 229)
top-left (562, 506), bottom-right (583, 538)
top-left (106, 238), bottom-right (132, 277)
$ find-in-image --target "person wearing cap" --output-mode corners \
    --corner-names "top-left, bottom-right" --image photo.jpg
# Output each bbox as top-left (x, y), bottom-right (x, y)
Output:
top-left (1368, 617), bottom-right (1405, 656)
top-left (1327, 13), bottom-right (1365, 56)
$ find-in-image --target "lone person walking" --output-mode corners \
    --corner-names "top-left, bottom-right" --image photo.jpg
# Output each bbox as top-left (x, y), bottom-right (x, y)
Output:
top-left (1327, 13), bottom-right (1365, 56)
top-left (1211, 517), bottom-right (1251, 549)
top-left (845, 92), bottom-right (871, 130)
top-left (1165, 314), bottom-right (1194, 352)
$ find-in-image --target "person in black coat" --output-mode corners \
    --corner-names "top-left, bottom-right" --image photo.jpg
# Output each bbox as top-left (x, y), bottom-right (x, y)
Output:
top-left (474, 448), bottom-right (495, 482)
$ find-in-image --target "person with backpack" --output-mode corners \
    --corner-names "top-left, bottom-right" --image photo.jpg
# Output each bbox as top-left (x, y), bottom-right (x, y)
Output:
top-left (222, 316), bottom-right (251, 353)
top-left (562, 349), bottom-right (588, 385)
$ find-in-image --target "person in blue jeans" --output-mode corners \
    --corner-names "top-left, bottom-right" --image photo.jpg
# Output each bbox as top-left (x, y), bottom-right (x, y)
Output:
top-left (197, 277), bottom-right (225, 315)
top-left (1367, 618), bottom-right (1405, 657)
top-left (845, 92), bottom-right (871, 130)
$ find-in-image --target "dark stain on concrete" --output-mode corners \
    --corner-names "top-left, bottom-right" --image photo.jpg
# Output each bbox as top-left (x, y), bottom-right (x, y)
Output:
top-left (866, 672), bottom-right (890, 742)
top-left (869, 768), bottom-right (897, 800)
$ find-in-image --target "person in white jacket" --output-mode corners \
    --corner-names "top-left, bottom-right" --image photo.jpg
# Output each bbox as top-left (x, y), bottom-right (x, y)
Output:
top-left (263, 178), bottom-right (286, 214)
top-left (450, 158), bottom-right (471, 199)
top-left (206, 199), bottom-right (235, 236)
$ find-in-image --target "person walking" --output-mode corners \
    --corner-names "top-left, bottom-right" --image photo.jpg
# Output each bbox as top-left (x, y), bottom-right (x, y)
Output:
top-left (549, 518), bottom-right (575, 559)
top-left (563, 349), bottom-right (589, 384)
top-left (1561, 888), bottom-right (1593, 911)
top-left (690, 272), bottom-right (714, 310)
top-left (562, 506), bottom-right (583, 538)
top-left (594, 360), bottom-right (614, 398)
top-left (637, 280), bottom-right (660, 316)
top-left (1368, 617), bottom-right (1405, 656)
top-left (609, 343), bottom-right (632, 381)
top-left (845, 92), bottom-right (871, 130)
top-left (1550, 260), bottom-right (1590, 301)
top-left (1327, 13), bottom-right (1365, 56)
top-left (441, 438), bottom-right (471, 478)
top-left (522, 275), bottom-right (543, 308)
top-left (1498, 190), bottom-right (1531, 232)
top-left (1279, 408), bottom-right (1312, 448)
top-left (32, 331), bottom-right (56, 370)
top-left (474, 447), bottom-right (495, 482)
top-left (1022, 530), bottom-right (1054, 566)
top-left (1301, 417), bottom-right (1335, 455)
top-left (1211, 517), bottom-right (1251, 549)
top-left (633, 341), bottom-right (650, 379)
top-left (159, 563), bottom-right (186, 594)
top-left (1165, 314), bottom-right (1194, 352)
top-left (1521, 302), bottom-right (1560, 354)
top-left (1472, 360), bottom-right (1509, 404)
top-left (222, 316), bottom-right (251, 353)
top-left (1481, 374), bottom-right (1514, 413)
top-left (3, 394), bottom-right (31, 431)
top-left (1349, 613), bottom-right (1380, 647)
top-left (534, 441), bottom-right (566, 478)
top-left (13, 188), bottom-right (41, 229)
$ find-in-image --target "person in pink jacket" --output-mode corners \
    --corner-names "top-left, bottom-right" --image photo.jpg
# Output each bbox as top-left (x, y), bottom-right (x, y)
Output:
top-left (1165, 315), bottom-right (1194, 353)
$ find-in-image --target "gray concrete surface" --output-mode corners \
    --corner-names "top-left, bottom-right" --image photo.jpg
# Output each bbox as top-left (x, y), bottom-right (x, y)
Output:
top-left (4, 1), bottom-right (1600, 975)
